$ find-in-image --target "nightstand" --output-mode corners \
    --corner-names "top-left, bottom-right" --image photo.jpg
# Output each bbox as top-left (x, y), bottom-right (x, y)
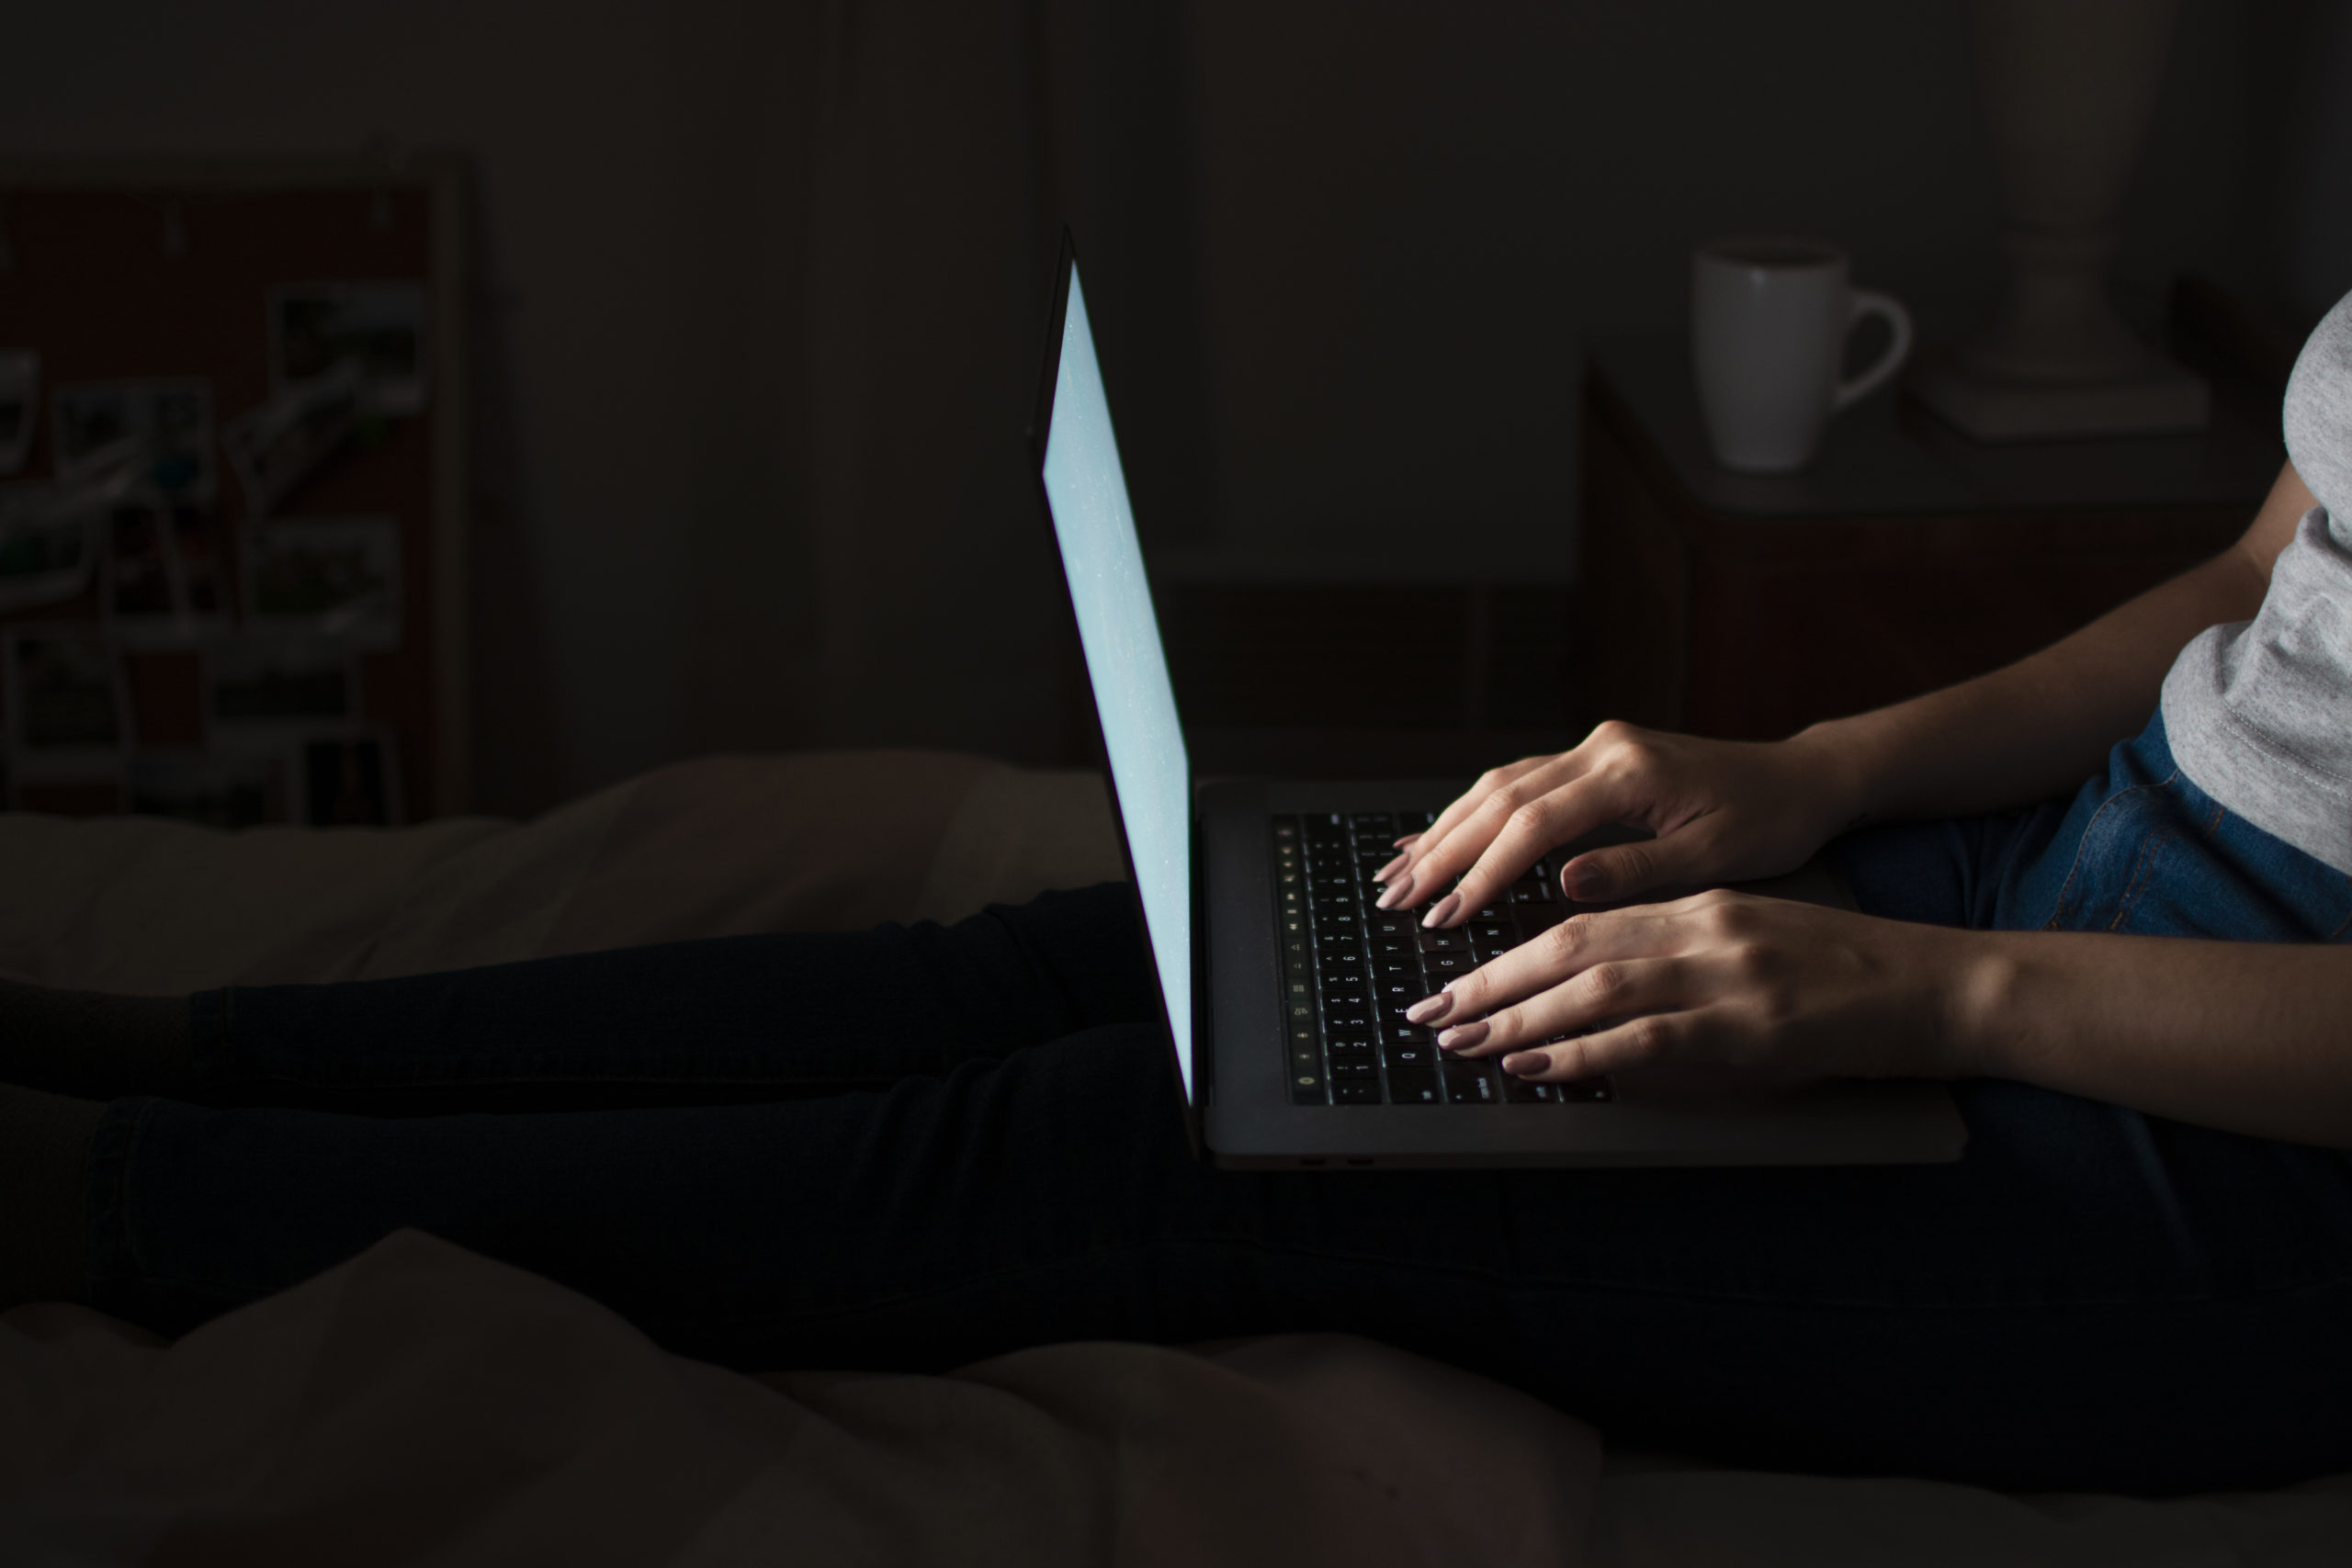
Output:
top-left (1575, 335), bottom-right (2283, 740)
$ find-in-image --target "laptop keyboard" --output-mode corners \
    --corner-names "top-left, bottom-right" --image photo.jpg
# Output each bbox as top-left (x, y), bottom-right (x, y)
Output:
top-left (1274, 812), bottom-right (1614, 1107)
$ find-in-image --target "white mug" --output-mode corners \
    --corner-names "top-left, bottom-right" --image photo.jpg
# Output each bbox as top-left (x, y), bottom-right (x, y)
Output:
top-left (1690, 237), bottom-right (1913, 474)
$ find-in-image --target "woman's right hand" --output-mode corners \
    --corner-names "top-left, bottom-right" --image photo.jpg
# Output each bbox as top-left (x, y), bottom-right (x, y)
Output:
top-left (1375, 721), bottom-right (1862, 926)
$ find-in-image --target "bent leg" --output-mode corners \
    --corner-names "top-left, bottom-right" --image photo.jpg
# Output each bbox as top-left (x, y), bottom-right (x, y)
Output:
top-left (91, 1026), bottom-right (2352, 1495)
top-left (187, 883), bottom-right (1154, 1111)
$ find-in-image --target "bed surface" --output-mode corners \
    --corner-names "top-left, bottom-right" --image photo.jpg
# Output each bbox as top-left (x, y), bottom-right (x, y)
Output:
top-left (3, 750), bottom-right (2346, 1564)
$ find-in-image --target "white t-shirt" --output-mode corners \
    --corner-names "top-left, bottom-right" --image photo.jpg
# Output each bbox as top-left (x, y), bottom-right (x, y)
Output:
top-left (2161, 287), bottom-right (2352, 873)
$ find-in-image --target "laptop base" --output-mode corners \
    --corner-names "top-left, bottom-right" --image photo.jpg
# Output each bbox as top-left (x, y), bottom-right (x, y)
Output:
top-left (1197, 776), bottom-right (1968, 1169)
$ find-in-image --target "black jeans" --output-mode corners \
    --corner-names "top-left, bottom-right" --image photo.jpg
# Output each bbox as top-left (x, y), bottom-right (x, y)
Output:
top-left (83, 721), bottom-right (2352, 1495)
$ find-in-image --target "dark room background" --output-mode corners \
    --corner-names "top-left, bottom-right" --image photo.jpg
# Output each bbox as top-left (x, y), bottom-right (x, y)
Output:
top-left (4, 0), bottom-right (2346, 816)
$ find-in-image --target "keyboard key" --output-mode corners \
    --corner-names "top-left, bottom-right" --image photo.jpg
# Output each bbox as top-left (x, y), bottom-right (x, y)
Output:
top-left (1417, 927), bottom-right (1464, 952)
top-left (1330, 1059), bottom-right (1379, 1080)
top-left (1562, 1077), bottom-right (1615, 1102)
top-left (1467, 921), bottom-right (1512, 945)
top-left (1366, 913), bottom-right (1417, 937)
top-left (1291, 1072), bottom-right (1327, 1103)
top-left (1509, 880), bottom-right (1554, 904)
top-left (1369, 932), bottom-right (1419, 960)
top-left (1469, 935), bottom-right (1515, 964)
top-left (1422, 951), bottom-right (1474, 981)
top-left (1442, 1060), bottom-right (1498, 1104)
top-left (1383, 1040), bottom-right (1436, 1070)
top-left (1328, 1037), bottom-right (1374, 1058)
top-left (1386, 1067), bottom-right (1441, 1104)
top-left (1384, 1021), bottom-right (1432, 1044)
top-left (1374, 954), bottom-right (1423, 979)
top-left (1502, 1075), bottom-right (1561, 1104)
top-left (1349, 813), bottom-right (1396, 836)
top-left (1334, 1081), bottom-right (1382, 1105)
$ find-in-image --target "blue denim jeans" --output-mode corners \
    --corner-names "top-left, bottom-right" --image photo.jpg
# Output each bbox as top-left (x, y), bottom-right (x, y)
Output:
top-left (84, 713), bottom-right (2352, 1495)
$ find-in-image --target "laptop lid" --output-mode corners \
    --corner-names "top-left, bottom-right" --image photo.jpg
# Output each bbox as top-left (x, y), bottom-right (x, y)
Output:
top-left (1027, 233), bottom-right (1203, 1152)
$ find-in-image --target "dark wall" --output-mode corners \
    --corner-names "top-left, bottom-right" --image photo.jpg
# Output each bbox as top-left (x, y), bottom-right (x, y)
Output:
top-left (1, 0), bottom-right (2343, 810)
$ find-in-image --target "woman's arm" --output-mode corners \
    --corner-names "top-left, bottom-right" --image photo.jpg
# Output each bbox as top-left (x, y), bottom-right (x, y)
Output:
top-left (1965, 928), bottom-right (2352, 1148)
top-left (1423, 893), bottom-right (2352, 1150)
top-left (1393, 463), bottom-right (2318, 917)
top-left (1798, 460), bottom-right (2316, 829)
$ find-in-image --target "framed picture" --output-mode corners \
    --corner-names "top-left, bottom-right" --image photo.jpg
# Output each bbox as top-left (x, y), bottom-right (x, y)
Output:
top-left (0, 482), bottom-right (99, 614)
top-left (107, 504), bottom-right (229, 646)
top-left (207, 635), bottom-right (359, 734)
top-left (242, 516), bottom-right (402, 649)
top-left (0, 153), bottom-right (473, 817)
top-left (52, 378), bottom-right (216, 504)
top-left (270, 282), bottom-right (429, 416)
top-left (4, 622), bottom-right (129, 781)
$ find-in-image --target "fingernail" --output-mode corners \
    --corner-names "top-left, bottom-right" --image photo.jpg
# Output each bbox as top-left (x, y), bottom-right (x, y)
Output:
top-left (1374, 878), bottom-right (1406, 910)
top-left (1503, 1052), bottom-right (1543, 1076)
top-left (1420, 892), bottom-right (1462, 929)
top-left (1438, 1020), bottom-right (1490, 1051)
top-left (1405, 992), bottom-right (1454, 1024)
top-left (1393, 832), bottom-right (1422, 849)
top-left (1374, 852), bottom-right (1408, 882)
top-left (1562, 864), bottom-right (1602, 902)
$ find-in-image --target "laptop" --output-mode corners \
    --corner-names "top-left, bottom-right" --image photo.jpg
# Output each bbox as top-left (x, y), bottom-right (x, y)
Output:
top-left (1029, 234), bottom-right (1966, 1169)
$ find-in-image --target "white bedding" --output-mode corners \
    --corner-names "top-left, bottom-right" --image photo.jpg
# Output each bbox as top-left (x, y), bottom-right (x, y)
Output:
top-left (2, 750), bottom-right (2346, 1564)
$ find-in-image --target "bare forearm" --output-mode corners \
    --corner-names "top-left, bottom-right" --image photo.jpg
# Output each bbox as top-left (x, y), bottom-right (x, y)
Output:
top-left (1951, 931), bottom-right (2352, 1147)
top-left (1793, 552), bottom-right (2260, 825)
top-left (1790, 464), bottom-right (2312, 829)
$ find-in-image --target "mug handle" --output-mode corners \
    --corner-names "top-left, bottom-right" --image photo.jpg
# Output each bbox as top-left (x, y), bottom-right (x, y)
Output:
top-left (1832, 290), bottom-right (1913, 412)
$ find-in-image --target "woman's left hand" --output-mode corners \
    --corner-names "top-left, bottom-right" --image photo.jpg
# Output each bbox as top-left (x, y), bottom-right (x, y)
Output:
top-left (1408, 890), bottom-right (1988, 1086)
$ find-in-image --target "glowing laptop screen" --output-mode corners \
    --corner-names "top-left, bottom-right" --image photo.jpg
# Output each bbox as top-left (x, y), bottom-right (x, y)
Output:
top-left (1040, 267), bottom-right (1195, 1102)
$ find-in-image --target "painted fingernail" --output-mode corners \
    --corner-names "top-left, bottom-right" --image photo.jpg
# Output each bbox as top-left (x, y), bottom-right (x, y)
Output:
top-left (1562, 863), bottom-right (1601, 901)
top-left (1393, 833), bottom-right (1423, 849)
top-left (1503, 1052), bottom-right (1544, 1076)
top-left (1405, 992), bottom-right (1454, 1024)
top-left (1374, 852), bottom-right (1409, 882)
top-left (1374, 878), bottom-right (1406, 910)
top-left (1420, 892), bottom-right (1462, 929)
top-left (1438, 1020), bottom-right (1490, 1051)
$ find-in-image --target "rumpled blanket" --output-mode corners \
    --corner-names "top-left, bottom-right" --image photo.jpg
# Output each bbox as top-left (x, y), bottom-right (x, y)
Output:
top-left (0, 1230), bottom-right (1598, 1566)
